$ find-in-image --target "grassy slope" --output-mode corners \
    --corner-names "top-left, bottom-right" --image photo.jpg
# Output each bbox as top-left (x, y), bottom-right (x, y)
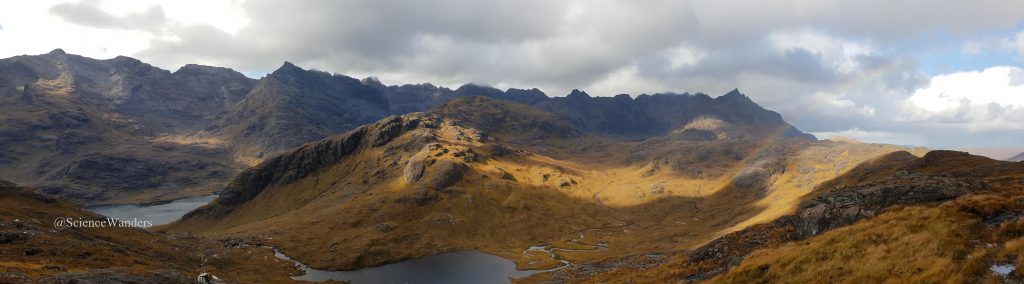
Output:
top-left (717, 188), bottom-right (1024, 283)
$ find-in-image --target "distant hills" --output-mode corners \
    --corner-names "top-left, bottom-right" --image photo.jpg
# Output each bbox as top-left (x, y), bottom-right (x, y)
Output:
top-left (1008, 152), bottom-right (1024, 162)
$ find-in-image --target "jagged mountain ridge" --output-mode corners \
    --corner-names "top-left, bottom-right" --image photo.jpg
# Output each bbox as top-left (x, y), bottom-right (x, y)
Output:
top-left (0, 50), bottom-right (813, 205)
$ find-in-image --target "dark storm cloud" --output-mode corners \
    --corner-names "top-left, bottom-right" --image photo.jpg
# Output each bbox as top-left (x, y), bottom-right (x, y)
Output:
top-left (49, 1), bottom-right (166, 32)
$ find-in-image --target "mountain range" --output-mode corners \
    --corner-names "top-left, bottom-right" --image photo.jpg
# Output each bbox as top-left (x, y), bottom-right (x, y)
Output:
top-left (4, 50), bottom-right (1023, 283)
top-left (0, 49), bottom-right (808, 205)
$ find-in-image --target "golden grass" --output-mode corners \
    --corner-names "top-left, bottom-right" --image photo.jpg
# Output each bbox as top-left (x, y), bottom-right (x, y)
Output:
top-left (682, 116), bottom-right (727, 131)
top-left (716, 182), bottom-right (1024, 283)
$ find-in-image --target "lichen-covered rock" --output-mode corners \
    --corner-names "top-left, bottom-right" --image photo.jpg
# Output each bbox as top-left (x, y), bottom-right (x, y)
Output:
top-left (403, 155), bottom-right (426, 183)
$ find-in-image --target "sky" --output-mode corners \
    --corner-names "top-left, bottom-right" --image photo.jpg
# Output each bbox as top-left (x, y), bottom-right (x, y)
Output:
top-left (1, 0), bottom-right (1023, 153)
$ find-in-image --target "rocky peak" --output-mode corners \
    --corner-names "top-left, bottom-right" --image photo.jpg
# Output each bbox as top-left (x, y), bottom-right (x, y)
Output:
top-left (361, 76), bottom-right (385, 88)
top-left (715, 88), bottom-right (753, 104)
top-left (270, 61), bottom-right (306, 78)
top-left (567, 89), bottom-right (591, 99)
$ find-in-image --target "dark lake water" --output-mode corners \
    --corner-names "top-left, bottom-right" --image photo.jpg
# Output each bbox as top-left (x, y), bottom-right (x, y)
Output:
top-left (86, 195), bottom-right (217, 225)
top-left (274, 249), bottom-right (563, 283)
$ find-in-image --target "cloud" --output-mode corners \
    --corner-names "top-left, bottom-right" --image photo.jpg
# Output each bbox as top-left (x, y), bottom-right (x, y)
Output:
top-left (27, 0), bottom-right (1024, 148)
top-left (49, 1), bottom-right (166, 32)
top-left (962, 30), bottom-right (1024, 58)
top-left (902, 66), bottom-right (1024, 130)
top-left (1016, 32), bottom-right (1024, 57)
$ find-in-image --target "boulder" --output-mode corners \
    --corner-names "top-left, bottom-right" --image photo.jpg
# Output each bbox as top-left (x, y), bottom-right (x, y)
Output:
top-left (426, 160), bottom-right (467, 190)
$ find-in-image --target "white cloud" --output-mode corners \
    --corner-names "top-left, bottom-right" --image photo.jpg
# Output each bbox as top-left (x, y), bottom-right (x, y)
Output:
top-left (901, 66), bottom-right (1024, 130)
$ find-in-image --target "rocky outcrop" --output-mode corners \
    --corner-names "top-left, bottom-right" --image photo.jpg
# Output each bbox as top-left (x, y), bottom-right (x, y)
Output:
top-left (793, 171), bottom-right (985, 236)
top-left (425, 159), bottom-right (467, 190)
top-left (691, 173), bottom-right (986, 263)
